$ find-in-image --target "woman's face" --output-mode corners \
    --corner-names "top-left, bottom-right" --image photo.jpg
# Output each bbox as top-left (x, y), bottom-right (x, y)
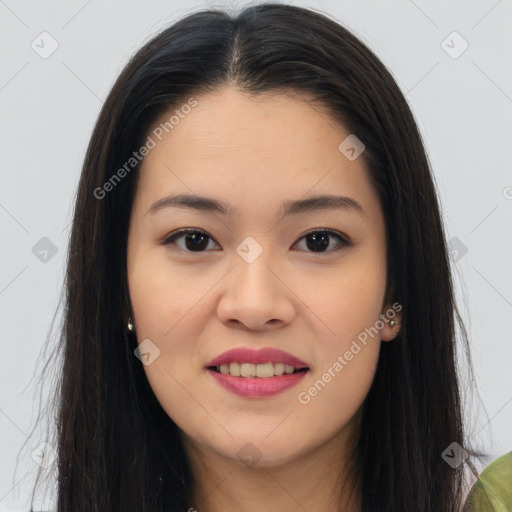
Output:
top-left (127, 86), bottom-right (400, 469)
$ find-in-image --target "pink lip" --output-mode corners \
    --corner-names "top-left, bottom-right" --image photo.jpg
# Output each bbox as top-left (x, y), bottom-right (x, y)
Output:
top-left (207, 368), bottom-right (309, 398)
top-left (206, 347), bottom-right (309, 369)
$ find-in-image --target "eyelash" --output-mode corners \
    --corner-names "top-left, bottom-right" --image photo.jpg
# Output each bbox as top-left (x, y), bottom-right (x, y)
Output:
top-left (160, 228), bottom-right (352, 255)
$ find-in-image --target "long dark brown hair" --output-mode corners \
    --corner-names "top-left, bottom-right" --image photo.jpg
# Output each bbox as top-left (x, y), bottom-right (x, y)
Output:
top-left (20, 3), bottom-right (487, 511)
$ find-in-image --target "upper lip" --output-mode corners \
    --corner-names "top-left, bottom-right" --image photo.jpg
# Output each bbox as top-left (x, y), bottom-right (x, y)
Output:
top-left (206, 347), bottom-right (309, 369)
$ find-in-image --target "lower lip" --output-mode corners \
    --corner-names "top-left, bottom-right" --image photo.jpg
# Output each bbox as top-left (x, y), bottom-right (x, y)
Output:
top-left (207, 368), bottom-right (309, 398)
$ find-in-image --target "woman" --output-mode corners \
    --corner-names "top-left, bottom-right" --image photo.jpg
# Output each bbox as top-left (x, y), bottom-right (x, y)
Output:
top-left (25, 3), bottom-right (488, 511)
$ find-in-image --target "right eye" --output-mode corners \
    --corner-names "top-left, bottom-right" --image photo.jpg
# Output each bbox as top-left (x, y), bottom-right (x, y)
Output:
top-left (161, 228), bottom-right (221, 253)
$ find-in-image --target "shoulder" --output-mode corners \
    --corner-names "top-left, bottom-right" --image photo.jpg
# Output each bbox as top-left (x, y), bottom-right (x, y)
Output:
top-left (463, 451), bottom-right (512, 511)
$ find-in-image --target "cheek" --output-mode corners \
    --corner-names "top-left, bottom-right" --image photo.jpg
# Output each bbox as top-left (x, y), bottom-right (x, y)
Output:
top-left (127, 247), bottom-right (214, 338)
top-left (295, 342), bottom-right (379, 442)
top-left (127, 252), bottom-right (202, 407)
top-left (291, 250), bottom-right (386, 413)
top-left (294, 249), bottom-right (387, 342)
top-left (127, 256), bottom-right (206, 424)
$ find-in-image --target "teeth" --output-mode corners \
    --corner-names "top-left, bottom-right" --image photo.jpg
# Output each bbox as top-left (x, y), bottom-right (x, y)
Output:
top-left (256, 362), bottom-right (273, 378)
top-left (240, 363), bottom-right (256, 377)
top-left (284, 364), bottom-right (295, 374)
top-left (229, 362), bottom-right (241, 377)
top-left (216, 362), bottom-right (305, 378)
top-left (273, 363), bottom-right (285, 376)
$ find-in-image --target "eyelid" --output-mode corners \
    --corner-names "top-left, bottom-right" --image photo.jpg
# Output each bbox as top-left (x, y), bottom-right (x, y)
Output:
top-left (298, 227), bottom-right (351, 244)
top-left (160, 228), bottom-right (219, 247)
top-left (160, 227), bottom-right (352, 253)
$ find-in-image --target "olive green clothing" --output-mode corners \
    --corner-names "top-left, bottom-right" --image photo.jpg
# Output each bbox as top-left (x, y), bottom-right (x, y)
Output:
top-left (463, 451), bottom-right (512, 511)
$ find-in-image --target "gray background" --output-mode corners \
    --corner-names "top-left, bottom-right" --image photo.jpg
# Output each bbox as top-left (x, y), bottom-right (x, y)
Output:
top-left (1, 0), bottom-right (511, 510)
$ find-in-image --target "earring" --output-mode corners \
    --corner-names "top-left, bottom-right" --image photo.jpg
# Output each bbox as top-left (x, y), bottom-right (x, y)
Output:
top-left (127, 317), bottom-right (134, 332)
top-left (390, 319), bottom-right (401, 335)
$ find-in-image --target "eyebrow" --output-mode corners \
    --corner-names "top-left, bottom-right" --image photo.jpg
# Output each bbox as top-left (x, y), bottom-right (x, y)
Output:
top-left (146, 193), bottom-right (367, 218)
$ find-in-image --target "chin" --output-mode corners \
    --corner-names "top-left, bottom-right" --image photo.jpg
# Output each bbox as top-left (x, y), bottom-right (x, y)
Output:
top-left (214, 434), bottom-right (310, 469)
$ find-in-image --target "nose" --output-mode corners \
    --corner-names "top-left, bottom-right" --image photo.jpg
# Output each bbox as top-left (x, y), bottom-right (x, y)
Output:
top-left (216, 245), bottom-right (296, 331)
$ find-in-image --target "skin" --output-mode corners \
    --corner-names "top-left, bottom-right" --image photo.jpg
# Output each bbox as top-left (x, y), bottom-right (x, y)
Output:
top-left (126, 86), bottom-right (402, 512)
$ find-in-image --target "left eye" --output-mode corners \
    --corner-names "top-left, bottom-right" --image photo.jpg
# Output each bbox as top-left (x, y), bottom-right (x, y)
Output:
top-left (293, 230), bottom-right (351, 253)
top-left (161, 229), bottom-right (351, 254)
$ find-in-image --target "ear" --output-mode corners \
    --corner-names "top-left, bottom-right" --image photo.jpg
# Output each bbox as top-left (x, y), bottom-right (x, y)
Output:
top-left (380, 300), bottom-right (402, 342)
top-left (380, 273), bottom-right (402, 341)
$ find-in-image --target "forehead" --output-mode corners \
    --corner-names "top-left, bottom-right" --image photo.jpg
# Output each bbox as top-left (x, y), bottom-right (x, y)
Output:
top-left (134, 86), bottom-right (381, 223)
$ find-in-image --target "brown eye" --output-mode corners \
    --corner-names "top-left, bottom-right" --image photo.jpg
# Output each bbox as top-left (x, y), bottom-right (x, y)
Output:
top-left (292, 230), bottom-right (351, 254)
top-left (162, 229), bottom-right (220, 252)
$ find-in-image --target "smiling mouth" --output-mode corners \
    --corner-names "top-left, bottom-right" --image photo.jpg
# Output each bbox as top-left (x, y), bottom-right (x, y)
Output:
top-left (208, 362), bottom-right (309, 378)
